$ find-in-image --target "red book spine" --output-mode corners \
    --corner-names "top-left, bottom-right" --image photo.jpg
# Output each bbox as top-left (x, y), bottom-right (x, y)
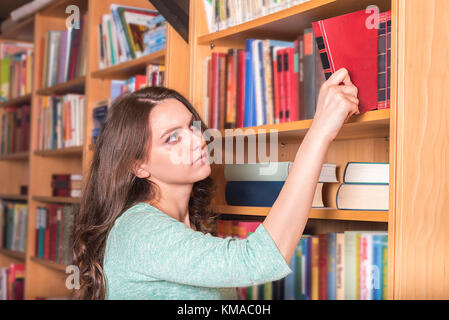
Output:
top-left (135, 75), bottom-right (147, 90)
top-left (284, 48), bottom-right (294, 122)
top-left (277, 49), bottom-right (285, 123)
top-left (298, 35), bottom-right (305, 120)
top-left (272, 49), bottom-right (280, 124)
top-left (237, 50), bottom-right (246, 128)
top-left (318, 234), bottom-right (328, 300)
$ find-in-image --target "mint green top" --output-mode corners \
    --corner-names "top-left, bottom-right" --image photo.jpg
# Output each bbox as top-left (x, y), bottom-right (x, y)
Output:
top-left (103, 202), bottom-right (292, 300)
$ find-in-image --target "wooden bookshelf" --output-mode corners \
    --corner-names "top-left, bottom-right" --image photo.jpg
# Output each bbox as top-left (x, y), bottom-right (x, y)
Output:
top-left (0, 0), bottom-right (447, 301)
top-left (189, 0), bottom-right (449, 300)
top-left (0, 248), bottom-right (26, 261)
top-left (0, 0), bottom-right (191, 300)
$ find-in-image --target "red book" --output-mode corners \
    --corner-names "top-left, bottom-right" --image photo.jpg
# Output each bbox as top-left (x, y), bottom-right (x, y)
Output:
top-left (318, 234), bottom-right (328, 300)
top-left (135, 75), bottom-right (147, 90)
top-left (277, 48), bottom-right (286, 123)
top-left (237, 50), bottom-right (246, 128)
top-left (312, 9), bottom-right (378, 113)
top-left (271, 48), bottom-right (280, 124)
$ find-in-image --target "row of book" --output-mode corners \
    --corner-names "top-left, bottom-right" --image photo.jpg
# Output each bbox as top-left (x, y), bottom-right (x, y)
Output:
top-left (203, 0), bottom-right (311, 33)
top-left (0, 105), bottom-right (30, 155)
top-left (36, 94), bottom-right (85, 151)
top-left (203, 9), bottom-right (391, 130)
top-left (0, 263), bottom-right (25, 300)
top-left (92, 66), bottom-right (165, 144)
top-left (211, 219), bottom-right (388, 300)
top-left (203, 32), bottom-right (325, 129)
top-left (0, 41), bottom-right (34, 102)
top-left (51, 174), bottom-right (83, 198)
top-left (224, 161), bottom-right (389, 211)
top-left (0, 201), bottom-right (27, 253)
top-left (35, 204), bottom-right (75, 265)
top-left (40, 15), bottom-right (87, 89)
top-left (224, 162), bottom-right (338, 208)
top-left (98, 4), bottom-right (167, 69)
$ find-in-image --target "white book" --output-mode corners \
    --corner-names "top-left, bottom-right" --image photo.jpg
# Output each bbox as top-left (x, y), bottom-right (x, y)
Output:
top-left (252, 40), bottom-right (264, 126)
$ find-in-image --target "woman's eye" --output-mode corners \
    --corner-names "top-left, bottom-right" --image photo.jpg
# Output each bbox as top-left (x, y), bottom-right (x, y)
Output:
top-left (166, 132), bottom-right (180, 144)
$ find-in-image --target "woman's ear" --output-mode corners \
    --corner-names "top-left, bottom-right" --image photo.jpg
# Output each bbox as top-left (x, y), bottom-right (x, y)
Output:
top-left (134, 162), bottom-right (151, 179)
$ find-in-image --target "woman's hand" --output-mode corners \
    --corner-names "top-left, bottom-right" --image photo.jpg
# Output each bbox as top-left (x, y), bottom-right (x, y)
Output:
top-left (310, 67), bottom-right (360, 143)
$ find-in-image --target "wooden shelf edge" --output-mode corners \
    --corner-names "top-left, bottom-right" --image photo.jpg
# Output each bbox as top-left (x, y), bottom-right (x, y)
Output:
top-left (217, 109), bottom-right (390, 138)
top-left (36, 76), bottom-right (86, 96)
top-left (0, 151), bottom-right (30, 161)
top-left (197, 0), bottom-right (336, 44)
top-left (0, 248), bottom-right (26, 261)
top-left (214, 205), bottom-right (389, 222)
top-left (32, 196), bottom-right (80, 204)
top-left (0, 93), bottom-right (32, 108)
top-left (91, 49), bottom-right (166, 79)
top-left (0, 194), bottom-right (28, 201)
top-left (34, 145), bottom-right (83, 157)
top-left (30, 256), bottom-right (67, 273)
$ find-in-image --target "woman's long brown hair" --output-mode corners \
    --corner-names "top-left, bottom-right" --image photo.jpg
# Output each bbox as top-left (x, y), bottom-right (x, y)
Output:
top-left (71, 87), bottom-right (218, 300)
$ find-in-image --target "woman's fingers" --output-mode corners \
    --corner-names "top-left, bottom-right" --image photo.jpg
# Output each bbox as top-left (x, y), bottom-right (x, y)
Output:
top-left (327, 67), bottom-right (353, 86)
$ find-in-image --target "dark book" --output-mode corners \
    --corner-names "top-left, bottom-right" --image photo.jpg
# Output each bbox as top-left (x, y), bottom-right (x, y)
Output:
top-left (378, 11), bottom-right (391, 109)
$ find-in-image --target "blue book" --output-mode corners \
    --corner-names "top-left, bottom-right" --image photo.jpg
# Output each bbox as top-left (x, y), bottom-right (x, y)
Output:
top-left (304, 237), bottom-right (312, 300)
top-left (244, 39), bottom-right (255, 127)
top-left (110, 80), bottom-right (126, 101)
top-left (327, 233), bottom-right (337, 300)
top-left (225, 181), bottom-right (284, 207)
top-left (372, 235), bottom-right (384, 300)
top-left (284, 250), bottom-right (296, 300)
top-left (257, 40), bottom-right (267, 125)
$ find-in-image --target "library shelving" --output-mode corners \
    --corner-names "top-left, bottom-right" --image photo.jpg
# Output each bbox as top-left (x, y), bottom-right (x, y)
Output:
top-left (1, 0), bottom-right (189, 299)
top-left (188, 0), bottom-right (449, 300)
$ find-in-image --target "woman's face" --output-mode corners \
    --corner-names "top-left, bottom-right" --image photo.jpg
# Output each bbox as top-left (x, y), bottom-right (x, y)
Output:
top-left (139, 98), bottom-right (211, 185)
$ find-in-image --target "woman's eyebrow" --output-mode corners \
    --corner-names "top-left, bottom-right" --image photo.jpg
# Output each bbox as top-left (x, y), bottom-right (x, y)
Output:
top-left (159, 114), bottom-right (195, 139)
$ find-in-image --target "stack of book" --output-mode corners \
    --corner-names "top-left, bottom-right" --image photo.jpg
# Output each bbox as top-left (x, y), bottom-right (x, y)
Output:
top-left (35, 204), bottom-right (75, 265)
top-left (336, 162), bottom-right (389, 211)
top-left (51, 173), bottom-right (82, 198)
top-left (0, 105), bottom-right (31, 155)
top-left (0, 41), bottom-right (34, 101)
top-left (203, 31), bottom-right (325, 129)
top-left (0, 201), bottom-right (27, 253)
top-left (224, 162), bottom-right (338, 208)
top-left (98, 4), bottom-right (167, 69)
top-left (40, 15), bottom-right (87, 88)
top-left (146, 64), bottom-right (165, 87)
top-left (202, 0), bottom-right (311, 33)
top-left (0, 263), bottom-right (25, 300)
top-left (36, 94), bottom-right (85, 150)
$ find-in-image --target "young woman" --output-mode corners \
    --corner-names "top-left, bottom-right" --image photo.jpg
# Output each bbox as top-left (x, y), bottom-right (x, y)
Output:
top-left (72, 67), bottom-right (359, 300)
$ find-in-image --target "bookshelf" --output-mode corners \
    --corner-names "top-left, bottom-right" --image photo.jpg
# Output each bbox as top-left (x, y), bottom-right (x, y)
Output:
top-left (189, 0), bottom-right (449, 300)
top-left (0, 0), bottom-right (189, 299)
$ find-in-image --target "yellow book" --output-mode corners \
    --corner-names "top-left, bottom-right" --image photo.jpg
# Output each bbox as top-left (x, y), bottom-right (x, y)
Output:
top-left (264, 281), bottom-right (272, 300)
top-left (311, 236), bottom-right (319, 300)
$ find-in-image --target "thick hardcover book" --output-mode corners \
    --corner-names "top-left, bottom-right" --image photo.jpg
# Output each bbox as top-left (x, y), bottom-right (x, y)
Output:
top-left (225, 181), bottom-right (284, 207)
top-left (303, 28), bottom-right (318, 119)
top-left (312, 9), bottom-right (379, 113)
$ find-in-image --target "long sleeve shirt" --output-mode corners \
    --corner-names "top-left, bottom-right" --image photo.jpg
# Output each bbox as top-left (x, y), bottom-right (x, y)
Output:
top-left (103, 202), bottom-right (292, 299)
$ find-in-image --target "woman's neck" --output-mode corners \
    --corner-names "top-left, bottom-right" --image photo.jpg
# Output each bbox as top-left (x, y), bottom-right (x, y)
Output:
top-left (149, 180), bottom-right (194, 229)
